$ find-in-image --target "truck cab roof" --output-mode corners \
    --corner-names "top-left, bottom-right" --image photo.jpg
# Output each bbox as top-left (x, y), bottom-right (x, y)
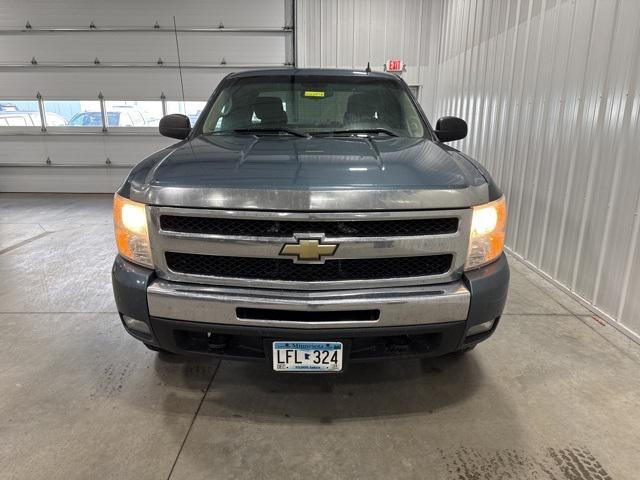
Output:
top-left (224, 68), bottom-right (403, 80)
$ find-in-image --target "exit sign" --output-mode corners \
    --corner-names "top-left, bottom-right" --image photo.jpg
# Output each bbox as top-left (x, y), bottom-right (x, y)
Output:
top-left (386, 59), bottom-right (403, 72)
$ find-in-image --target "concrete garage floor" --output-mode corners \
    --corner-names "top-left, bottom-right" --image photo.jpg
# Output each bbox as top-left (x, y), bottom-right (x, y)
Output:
top-left (1, 193), bottom-right (639, 480)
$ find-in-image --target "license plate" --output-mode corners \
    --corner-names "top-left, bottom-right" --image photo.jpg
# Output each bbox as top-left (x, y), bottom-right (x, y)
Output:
top-left (272, 341), bottom-right (343, 372)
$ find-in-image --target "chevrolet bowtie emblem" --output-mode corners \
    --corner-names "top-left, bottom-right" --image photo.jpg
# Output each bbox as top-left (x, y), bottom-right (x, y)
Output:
top-left (280, 237), bottom-right (338, 263)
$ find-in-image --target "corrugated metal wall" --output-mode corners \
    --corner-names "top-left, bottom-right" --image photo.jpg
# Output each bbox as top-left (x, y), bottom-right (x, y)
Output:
top-left (433, 0), bottom-right (640, 340)
top-left (297, 0), bottom-right (640, 340)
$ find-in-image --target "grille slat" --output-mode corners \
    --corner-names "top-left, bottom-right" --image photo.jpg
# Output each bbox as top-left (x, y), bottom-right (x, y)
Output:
top-left (165, 252), bottom-right (453, 282)
top-left (160, 215), bottom-right (458, 237)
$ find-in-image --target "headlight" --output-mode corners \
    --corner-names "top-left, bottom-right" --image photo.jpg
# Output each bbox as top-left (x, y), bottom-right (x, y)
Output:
top-left (113, 193), bottom-right (153, 267)
top-left (465, 196), bottom-right (507, 270)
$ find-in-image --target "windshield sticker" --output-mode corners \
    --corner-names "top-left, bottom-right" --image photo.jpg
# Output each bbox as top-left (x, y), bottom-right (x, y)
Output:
top-left (304, 91), bottom-right (325, 98)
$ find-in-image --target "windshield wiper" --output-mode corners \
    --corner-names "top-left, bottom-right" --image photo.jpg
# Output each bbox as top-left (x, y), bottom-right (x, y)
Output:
top-left (313, 128), bottom-right (400, 137)
top-left (229, 127), bottom-right (309, 138)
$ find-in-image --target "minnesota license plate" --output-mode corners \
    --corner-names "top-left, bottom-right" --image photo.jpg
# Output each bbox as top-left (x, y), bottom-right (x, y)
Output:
top-left (272, 341), bottom-right (343, 372)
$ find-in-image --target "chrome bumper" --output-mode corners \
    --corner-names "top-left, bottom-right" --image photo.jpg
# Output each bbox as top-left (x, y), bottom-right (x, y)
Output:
top-left (147, 279), bottom-right (471, 330)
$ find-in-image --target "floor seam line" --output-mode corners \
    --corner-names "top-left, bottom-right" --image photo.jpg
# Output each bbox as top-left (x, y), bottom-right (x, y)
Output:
top-left (508, 254), bottom-right (640, 349)
top-left (507, 251), bottom-right (640, 345)
top-left (513, 270), bottom-right (575, 316)
top-left (0, 231), bottom-right (53, 256)
top-left (166, 360), bottom-right (221, 480)
top-left (516, 267), bottom-right (610, 331)
top-left (569, 307), bottom-right (640, 354)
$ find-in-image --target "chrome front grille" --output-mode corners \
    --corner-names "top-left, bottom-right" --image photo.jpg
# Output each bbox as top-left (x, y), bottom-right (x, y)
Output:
top-left (148, 207), bottom-right (472, 290)
top-left (165, 252), bottom-right (454, 282)
top-left (159, 215), bottom-right (459, 237)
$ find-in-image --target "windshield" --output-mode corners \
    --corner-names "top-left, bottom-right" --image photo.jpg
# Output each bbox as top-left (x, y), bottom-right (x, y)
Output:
top-left (201, 75), bottom-right (426, 137)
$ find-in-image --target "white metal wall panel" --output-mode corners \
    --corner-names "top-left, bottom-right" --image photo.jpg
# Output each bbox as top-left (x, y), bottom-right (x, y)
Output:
top-left (432, 0), bottom-right (640, 340)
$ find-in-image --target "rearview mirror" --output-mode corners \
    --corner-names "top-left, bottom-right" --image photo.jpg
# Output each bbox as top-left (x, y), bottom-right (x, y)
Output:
top-left (159, 114), bottom-right (191, 139)
top-left (435, 116), bottom-right (467, 143)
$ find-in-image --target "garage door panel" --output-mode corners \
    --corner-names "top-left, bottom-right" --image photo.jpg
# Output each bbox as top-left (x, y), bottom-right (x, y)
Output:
top-left (176, 34), bottom-right (287, 64)
top-left (0, 166), bottom-right (129, 192)
top-left (0, 0), bottom-right (292, 192)
top-left (0, 134), bottom-right (171, 166)
top-left (0, 136), bottom-right (48, 164)
top-left (42, 135), bottom-right (171, 165)
top-left (1, 69), bottom-right (231, 100)
top-left (0, 0), bottom-right (288, 28)
top-left (102, 136), bottom-right (174, 165)
top-left (0, 33), bottom-right (287, 65)
top-left (0, 133), bottom-right (173, 192)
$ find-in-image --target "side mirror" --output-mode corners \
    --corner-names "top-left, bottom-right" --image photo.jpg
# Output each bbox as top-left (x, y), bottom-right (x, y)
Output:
top-left (435, 116), bottom-right (467, 142)
top-left (159, 114), bottom-right (191, 139)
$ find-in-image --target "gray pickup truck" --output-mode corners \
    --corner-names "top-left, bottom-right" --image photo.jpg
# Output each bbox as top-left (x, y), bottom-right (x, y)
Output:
top-left (111, 69), bottom-right (509, 372)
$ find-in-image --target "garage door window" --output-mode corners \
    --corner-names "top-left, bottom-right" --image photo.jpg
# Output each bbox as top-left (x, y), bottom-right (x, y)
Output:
top-left (0, 100), bottom-right (42, 127)
top-left (45, 101), bottom-right (101, 127)
top-left (2, 99), bottom-right (206, 129)
top-left (167, 101), bottom-right (207, 126)
top-left (104, 101), bottom-right (162, 127)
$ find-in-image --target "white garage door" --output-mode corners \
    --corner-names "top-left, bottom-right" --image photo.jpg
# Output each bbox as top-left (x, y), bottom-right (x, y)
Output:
top-left (0, 0), bottom-right (294, 192)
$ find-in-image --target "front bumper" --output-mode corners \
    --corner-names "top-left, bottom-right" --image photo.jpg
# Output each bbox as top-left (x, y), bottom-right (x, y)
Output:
top-left (112, 253), bottom-right (509, 362)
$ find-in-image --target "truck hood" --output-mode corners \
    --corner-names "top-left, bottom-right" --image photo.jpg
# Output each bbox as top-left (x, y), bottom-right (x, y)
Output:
top-left (125, 135), bottom-right (490, 211)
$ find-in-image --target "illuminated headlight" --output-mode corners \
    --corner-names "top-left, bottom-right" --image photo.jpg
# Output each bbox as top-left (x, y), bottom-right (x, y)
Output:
top-left (113, 193), bottom-right (153, 268)
top-left (465, 196), bottom-right (507, 270)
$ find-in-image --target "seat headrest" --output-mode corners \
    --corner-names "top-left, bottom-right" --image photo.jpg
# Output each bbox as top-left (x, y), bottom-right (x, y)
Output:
top-left (253, 97), bottom-right (287, 125)
top-left (343, 93), bottom-right (381, 125)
